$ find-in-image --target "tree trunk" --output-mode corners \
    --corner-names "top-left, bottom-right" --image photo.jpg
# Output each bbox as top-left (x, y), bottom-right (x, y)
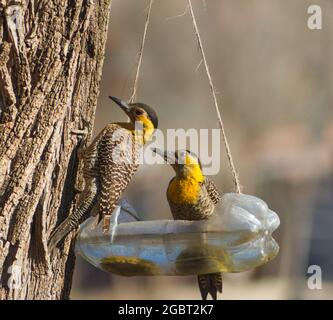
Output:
top-left (0, 0), bottom-right (112, 299)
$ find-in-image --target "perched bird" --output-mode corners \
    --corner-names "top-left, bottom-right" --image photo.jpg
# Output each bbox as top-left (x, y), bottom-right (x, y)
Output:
top-left (48, 96), bottom-right (158, 250)
top-left (153, 148), bottom-right (223, 300)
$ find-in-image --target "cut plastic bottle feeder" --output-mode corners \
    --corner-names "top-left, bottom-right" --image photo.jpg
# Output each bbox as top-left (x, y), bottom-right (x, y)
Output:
top-left (75, 193), bottom-right (280, 277)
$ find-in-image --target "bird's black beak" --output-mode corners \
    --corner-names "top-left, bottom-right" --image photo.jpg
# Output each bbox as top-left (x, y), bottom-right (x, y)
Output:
top-left (109, 96), bottom-right (130, 113)
top-left (152, 148), bottom-right (177, 164)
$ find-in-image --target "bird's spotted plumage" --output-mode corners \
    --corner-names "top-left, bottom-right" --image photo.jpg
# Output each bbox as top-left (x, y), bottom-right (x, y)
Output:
top-left (204, 179), bottom-right (222, 205)
top-left (97, 124), bottom-right (141, 229)
top-left (48, 97), bottom-right (157, 250)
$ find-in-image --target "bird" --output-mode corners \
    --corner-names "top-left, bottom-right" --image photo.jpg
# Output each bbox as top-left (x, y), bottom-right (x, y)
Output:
top-left (153, 148), bottom-right (223, 300)
top-left (48, 96), bottom-right (158, 251)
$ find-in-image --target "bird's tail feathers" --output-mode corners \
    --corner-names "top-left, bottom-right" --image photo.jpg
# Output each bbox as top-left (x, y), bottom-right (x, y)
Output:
top-left (48, 190), bottom-right (98, 251)
top-left (48, 217), bottom-right (77, 252)
top-left (197, 273), bottom-right (223, 300)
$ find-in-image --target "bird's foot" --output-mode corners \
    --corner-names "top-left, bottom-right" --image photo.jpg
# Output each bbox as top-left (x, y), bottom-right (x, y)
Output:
top-left (71, 128), bottom-right (89, 136)
top-left (102, 215), bottom-right (111, 233)
top-left (71, 123), bottom-right (90, 161)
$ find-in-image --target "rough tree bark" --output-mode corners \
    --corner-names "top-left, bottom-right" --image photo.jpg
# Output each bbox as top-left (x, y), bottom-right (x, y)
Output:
top-left (0, 0), bottom-right (112, 299)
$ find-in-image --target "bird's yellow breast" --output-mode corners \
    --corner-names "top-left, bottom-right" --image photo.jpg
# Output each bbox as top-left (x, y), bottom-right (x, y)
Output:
top-left (167, 159), bottom-right (204, 204)
top-left (167, 178), bottom-right (201, 204)
top-left (117, 118), bottom-right (155, 145)
top-left (133, 116), bottom-right (155, 144)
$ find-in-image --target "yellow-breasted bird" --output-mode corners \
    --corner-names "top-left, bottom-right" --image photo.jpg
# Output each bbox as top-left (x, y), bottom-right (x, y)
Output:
top-left (153, 148), bottom-right (223, 300)
top-left (48, 96), bottom-right (158, 250)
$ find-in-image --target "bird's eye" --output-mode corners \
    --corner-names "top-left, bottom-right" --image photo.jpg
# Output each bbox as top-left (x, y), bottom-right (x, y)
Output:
top-left (134, 109), bottom-right (144, 116)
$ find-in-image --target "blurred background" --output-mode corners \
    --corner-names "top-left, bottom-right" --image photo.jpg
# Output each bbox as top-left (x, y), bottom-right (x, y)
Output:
top-left (71, 0), bottom-right (333, 299)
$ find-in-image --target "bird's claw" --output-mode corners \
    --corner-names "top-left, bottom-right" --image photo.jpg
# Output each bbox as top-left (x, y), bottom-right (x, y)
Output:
top-left (102, 215), bottom-right (111, 233)
top-left (71, 128), bottom-right (89, 136)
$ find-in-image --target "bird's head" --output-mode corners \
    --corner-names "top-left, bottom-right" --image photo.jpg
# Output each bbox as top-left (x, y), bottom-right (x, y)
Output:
top-left (153, 148), bottom-right (204, 181)
top-left (109, 96), bottom-right (158, 128)
top-left (109, 96), bottom-right (158, 143)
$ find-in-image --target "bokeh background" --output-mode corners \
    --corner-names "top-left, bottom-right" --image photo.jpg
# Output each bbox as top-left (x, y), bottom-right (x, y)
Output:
top-left (71, 0), bottom-right (333, 299)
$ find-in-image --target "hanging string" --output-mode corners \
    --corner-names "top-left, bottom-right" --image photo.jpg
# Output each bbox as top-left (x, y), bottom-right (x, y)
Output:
top-left (187, 0), bottom-right (242, 193)
top-left (129, 0), bottom-right (154, 103)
